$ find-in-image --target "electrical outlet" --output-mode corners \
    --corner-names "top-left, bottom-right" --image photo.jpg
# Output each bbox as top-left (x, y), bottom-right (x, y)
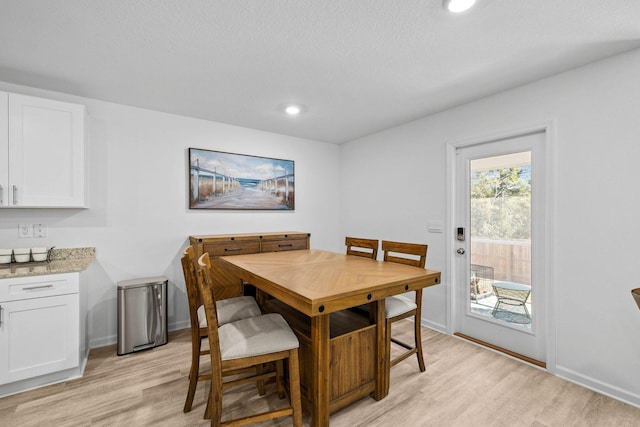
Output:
top-left (19, 224), bottom-right (33, 238)
top-left (33, 223), bottom-right (47, 238)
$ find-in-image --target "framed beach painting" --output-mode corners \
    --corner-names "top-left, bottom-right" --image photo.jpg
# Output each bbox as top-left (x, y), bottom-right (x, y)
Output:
top-left (189, 148), bottom-right (295, 210)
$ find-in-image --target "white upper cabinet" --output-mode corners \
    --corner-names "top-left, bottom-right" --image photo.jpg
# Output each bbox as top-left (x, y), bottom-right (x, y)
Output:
top-left (0, 92), bottom-right (8, 207)
top-left (0, 91), bottom-right (86, 208)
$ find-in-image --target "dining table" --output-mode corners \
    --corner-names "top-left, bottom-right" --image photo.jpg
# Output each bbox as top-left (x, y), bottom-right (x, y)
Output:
top-left (218, 249), bottom-right (441, 427)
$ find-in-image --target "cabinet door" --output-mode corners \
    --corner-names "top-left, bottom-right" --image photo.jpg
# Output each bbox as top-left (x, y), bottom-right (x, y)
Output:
top-left (0, 294), bottom-right (80, 384)
top-left (0, 92), bottom-right (7, 207)
top-left (7, 94), bottom-right (85, 207)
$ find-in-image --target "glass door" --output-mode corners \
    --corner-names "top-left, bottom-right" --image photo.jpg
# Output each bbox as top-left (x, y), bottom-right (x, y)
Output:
top-left (454, 131), bottom-right (546, 363)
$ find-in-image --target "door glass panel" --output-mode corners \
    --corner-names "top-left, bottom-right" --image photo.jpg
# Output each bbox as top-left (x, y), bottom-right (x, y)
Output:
top-left (468, 151), bottom-right (532, 329)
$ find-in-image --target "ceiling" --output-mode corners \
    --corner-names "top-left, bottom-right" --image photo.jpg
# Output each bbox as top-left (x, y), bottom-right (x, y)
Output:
top-left (1, 1), bottom-right (639, 144)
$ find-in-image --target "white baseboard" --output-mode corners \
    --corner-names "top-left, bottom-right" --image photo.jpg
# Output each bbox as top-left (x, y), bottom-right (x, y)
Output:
top-left (422, 319), bottom-right (447, 334)
top-left (170, 319), bottom-right (190, 331)
top-left (89, 320), bottom-right (190, 349)
top-left (555, 365), bottom-right (640, 409)
top-left (421, 322), bottom-right (640, 410)
top-left (89, 334), bottom-right (117, 349)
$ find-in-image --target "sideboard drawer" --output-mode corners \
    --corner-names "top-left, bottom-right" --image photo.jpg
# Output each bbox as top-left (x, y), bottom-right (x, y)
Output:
top-left (204, 241), bottom-right (261, 257)
top-left (261, 238), bottom-right (308, 253)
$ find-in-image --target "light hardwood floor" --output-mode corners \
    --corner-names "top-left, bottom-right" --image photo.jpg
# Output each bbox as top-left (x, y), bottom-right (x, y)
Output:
top-left (1, 322), bottom-right (639, 426)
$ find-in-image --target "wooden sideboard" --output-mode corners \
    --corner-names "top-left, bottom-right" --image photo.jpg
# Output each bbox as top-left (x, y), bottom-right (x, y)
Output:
top-left (188, 231), bottom-right (310, 299)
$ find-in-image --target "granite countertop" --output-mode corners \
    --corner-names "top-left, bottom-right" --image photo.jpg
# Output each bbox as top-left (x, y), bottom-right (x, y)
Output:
top-left (0, 247), bottom-right (95, 279)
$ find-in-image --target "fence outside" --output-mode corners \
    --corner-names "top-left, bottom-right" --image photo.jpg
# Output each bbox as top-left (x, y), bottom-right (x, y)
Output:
top-left (471, 238), bottom-right (531, 286)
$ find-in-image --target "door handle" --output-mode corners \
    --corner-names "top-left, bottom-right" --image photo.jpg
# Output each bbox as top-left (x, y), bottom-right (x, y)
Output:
top-left (456, 248), bottom-right (465, 255)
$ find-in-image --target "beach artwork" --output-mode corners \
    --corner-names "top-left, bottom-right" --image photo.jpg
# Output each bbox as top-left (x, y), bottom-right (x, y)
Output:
top-left (189, 148), bottom-right (295, 210)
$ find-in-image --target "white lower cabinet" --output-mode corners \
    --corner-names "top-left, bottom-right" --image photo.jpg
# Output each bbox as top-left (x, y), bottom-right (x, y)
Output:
top-left (0, 273), bottom-right (80, 385)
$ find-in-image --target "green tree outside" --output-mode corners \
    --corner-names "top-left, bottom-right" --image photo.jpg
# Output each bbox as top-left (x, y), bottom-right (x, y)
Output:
top-left (470, 166), bottom-right (531, 240)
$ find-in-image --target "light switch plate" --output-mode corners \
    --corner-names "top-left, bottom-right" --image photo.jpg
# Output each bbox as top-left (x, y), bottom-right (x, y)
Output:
top-left (428, 220), bottom-right (443, 233)
top-left (19, 224), bottom-right (33, 238)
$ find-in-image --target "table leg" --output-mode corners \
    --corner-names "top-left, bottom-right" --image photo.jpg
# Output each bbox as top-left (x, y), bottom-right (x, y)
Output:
top-left (311, 314), bottom-right (330, 427)
top-left (373, 298), bottom-right (389, 400)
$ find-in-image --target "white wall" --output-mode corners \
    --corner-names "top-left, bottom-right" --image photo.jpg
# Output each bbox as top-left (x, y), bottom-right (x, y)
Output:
top-left (340, 48), bottom-right (640, 406)
top-left (0, 81), bottom-right (341, 348)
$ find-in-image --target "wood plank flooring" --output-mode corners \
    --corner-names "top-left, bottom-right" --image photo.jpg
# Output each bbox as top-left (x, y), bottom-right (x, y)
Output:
top-left (1, 321), bottom-right (639, 426)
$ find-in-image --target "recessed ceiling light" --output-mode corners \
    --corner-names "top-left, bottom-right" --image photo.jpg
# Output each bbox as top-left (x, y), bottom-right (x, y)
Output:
top-left (285, 105), bottom-right (301, 115)
top-left (444, 0), bottom-right (476, 13)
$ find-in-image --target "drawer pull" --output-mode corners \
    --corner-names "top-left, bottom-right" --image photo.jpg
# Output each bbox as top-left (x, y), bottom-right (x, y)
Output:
top-left (23, 284), bottom-right (55, 291)
top-left (278, 244), bottom-right (293, 248)
top-left (224, 248), bottom-right (242, 252)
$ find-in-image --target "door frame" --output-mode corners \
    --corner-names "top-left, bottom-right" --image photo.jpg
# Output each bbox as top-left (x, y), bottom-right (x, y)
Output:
top-left (445, 121), bottom-right (557, 372)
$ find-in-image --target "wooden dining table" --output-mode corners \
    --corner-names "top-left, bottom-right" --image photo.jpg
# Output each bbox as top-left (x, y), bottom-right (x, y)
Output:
top-left (218, 249), bottom-right (441, 427)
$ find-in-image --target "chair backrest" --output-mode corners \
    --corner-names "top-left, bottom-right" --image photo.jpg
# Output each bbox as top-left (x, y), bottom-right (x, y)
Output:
top-left (196, 253), bottom-right (223, 366)
top-left (345, 237), bottom-right (379, 260)
top-left (633, 288), bottom-right (640, 310)
top-left (181, 246), bottom-right (202, 332)
top-left (381, 240), bottom-right (428, 268)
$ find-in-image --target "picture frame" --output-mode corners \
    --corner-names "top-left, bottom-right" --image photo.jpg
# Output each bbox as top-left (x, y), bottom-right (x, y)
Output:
top-left (189, 148), bottom-right (295, 210)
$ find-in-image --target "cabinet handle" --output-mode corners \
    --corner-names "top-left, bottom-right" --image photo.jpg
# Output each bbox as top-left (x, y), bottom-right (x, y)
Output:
top-left (13, 185), bottom-right (18, 205)
top-left (0, 305), bottom-right (3, 327)
top-left (0, 184), bottom-right (3, 204)
top-left (22, 284), bottom-right (54, 291)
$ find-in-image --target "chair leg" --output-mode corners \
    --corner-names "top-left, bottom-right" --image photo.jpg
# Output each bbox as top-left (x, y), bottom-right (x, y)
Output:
top-left (184, 336), bottom-right (202, 413)
top-left (255, 364), bottom-right (266, 396)
top-left (275, 360), bottom-right (286, 399)
top-left (414, 314), bottom-right (425, 372)
top-left (204, 381), bottom-right (211, 420)
top-left (386, 317), bottom-right (392, 370)
top-left (204, 376), bottom-right (224, 426)
top-left (288, 349), bottom-right (303, 427)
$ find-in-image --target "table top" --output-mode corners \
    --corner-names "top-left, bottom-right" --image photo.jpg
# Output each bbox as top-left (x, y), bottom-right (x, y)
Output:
top-left (219, 249), bottom-right (441, 316)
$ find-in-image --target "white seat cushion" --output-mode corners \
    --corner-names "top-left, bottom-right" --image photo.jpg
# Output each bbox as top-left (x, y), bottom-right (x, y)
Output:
top-left (384, 295), bottom-right (417, 318)
top-left (197, 296), bottom-right (261, 327)
top-left (218, 313), bottom-right (299, 360)
top-left (354, 294), bottom-right (417, 318)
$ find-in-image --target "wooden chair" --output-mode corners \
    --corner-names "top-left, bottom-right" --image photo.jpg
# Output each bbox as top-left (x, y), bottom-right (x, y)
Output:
top-left (181, 246), bottom-right (263, 414)
top-left (196, 253), bottom-right (302, 427)
top-left (633, 288), bottom-right (640, 310)
top-left (382, 240), bottom-right (428, 372)
top-left (345, 236), bottom-right (379, 260)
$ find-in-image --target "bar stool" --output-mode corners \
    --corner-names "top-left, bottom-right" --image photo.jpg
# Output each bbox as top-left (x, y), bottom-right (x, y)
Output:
top-left (345, 236), bottom-right (379, 260)
top-left (197, 253), bottom-right (302, 427)
top-left (181, 246), bottom-right (262, 414)
top-left (381, 240), bottom-right (428, 372)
